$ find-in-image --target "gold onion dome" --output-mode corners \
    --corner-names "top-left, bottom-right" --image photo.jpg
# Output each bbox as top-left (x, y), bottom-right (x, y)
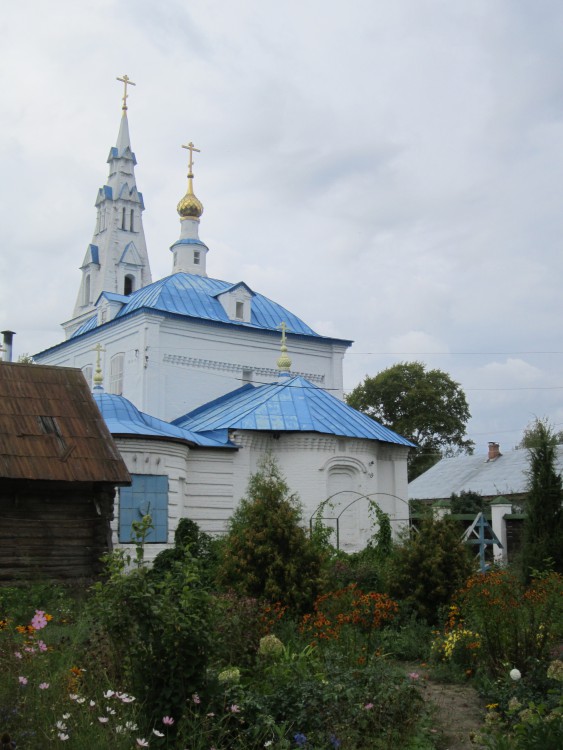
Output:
top-left (177, 177), bottom-right (204, 220)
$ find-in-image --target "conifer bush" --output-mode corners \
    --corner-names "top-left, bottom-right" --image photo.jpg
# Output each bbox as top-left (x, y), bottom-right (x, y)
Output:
top-left (217, 455), bottom-right (326, 612)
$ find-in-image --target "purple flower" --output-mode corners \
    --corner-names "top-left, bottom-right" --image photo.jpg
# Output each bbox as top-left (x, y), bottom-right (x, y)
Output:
top-left (31, 610), bottom-right (48, 630)
top-left (363, 702), bottom-right (374, 710)
top-left (230, 704), bottom-right (240, 713)
top-left (162, 716), bottom-right (174, 726)
top-left (39, 682), bottom-right (50, 690)
top-left (18, 676), bottom-right (28, 686)
top-left (330, 735), bottom-right (341, 749)
top-left (294, 733), bottom-right (307, 747)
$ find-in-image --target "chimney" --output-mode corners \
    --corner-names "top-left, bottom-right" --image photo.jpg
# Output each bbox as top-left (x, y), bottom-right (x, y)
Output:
top-left (488, 441), bottom-right (501, 461)
top-left (1, 331), bottom-right (15, 362)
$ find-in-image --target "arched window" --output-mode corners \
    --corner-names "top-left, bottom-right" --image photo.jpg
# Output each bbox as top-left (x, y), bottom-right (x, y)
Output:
top-left (109, 353), bottom-right (124, 395)
top-left (81, 364), bottom-right (93, 387)
top-left (83, 275), bottom-right (91, 305)
top-left (124, 274), bottom-right (135, 295)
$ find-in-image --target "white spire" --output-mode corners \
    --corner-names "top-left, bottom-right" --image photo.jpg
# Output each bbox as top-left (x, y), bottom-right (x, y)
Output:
top-left (69, 77), bottom-right (152, 328)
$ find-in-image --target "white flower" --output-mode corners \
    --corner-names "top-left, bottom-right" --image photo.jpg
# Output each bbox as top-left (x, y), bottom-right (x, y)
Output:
top-left (89, 700), bottom-right (96, 707)
top-left (136, 739), bottom-right (149, 748)
top-left (58, 733), bottom-right (70, 741)
top-left (125, 721), bottom-right (138, 731)
top-left (104, 689), bottom-right (115, 698)
top-left (62, 714), bottom-right (71, 720)
top-left (153, 729), bottom-right (165, 737)
top-left (510, 668), bottom-right (522, 681)
top-left (55, 721), bottom-right (67, 731)
top-left (98, 717), bottom-right (109, 724)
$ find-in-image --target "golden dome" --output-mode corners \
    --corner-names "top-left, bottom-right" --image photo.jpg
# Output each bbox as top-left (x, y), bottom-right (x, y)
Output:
top-left (177, 175), bottom-right (204, 220)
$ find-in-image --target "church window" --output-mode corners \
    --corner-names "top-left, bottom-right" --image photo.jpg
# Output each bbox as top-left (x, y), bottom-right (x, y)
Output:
top-left (130, 209), bottom-right (134, 232)
top-left (193, 250), bottom-right (200, 265)
top-left (124, 274), bottom-right (135, 295)
top-left (242, 368), bottom-right (253, 384)
top-left (83, 275), bottom-right (91, 305)
top-left (109, 353), bottom-right (124, 395)
top-left (119, 474), bottom-right (168, 543)
top-left (81, 364), bottom-right (93, 387)
top-left (121, 207), bottom-right (126, 230)
top-left (235, 301), bottom-right (244, 320)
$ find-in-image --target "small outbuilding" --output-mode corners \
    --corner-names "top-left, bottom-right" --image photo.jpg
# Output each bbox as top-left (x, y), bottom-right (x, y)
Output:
top-left (0, 362), bottom-right (130, 582)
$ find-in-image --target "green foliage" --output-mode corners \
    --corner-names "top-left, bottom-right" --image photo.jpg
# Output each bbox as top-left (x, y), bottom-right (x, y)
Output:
top-left (520, 420), bottom-right (563, 578)
top-left (388, 517), bottom-right (473, 623)
top-left (456, 569), bottom-right (563, 677)
top-left (151, 517), bottom-right (218, 584)
top-left (450, 490), bottom-right (487, 515)
top-left (346, 361), bottom-right (474, 480)
top-left (88, 531), bottom-right (211, 724)
top-left (519, 416), bottom-right (563, 448)
top-left (217, 455), bottom-right (326, 612)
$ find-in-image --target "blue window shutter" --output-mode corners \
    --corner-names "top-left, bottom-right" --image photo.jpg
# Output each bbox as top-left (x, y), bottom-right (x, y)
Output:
top-left (119, 474), bottom-right (169, 543)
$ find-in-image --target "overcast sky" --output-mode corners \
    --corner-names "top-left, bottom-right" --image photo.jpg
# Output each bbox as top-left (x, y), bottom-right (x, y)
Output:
top-left (2, 0), bottom-right (563, 454)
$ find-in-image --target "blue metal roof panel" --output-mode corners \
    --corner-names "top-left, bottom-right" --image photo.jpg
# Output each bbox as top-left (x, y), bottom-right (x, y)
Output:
top-left (112, 273), bottom-right (326, 337)
top-left (70, 315), bottom-right (98, 338)
top-left (175, 376), bottom-right (414, 446)
top-left (93, 392), bottom-right (228, 447)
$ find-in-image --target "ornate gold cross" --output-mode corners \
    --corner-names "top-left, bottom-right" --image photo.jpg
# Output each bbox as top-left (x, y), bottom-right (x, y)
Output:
top-left (116, 74), bottom-right (136, 111)
top-left (182, 141), bottom-right (201, 175)
top-left (92, 343), bottom-right (106, 387)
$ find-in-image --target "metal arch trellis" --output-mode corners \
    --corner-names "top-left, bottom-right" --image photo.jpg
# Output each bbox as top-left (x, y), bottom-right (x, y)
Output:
top-left (309, 490), bottom-right (411, 551)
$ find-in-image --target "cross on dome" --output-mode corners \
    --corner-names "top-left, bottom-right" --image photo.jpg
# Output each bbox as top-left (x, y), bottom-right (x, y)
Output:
top-left (277, 322), bottom-right (292, 375)
top-left (177, 140), bottom-right (204, 220)
top-left (92, 342), bottom-right (106, 389)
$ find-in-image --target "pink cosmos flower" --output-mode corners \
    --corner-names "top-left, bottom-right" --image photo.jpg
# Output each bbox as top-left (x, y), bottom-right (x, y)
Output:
top-left (162, 716), bottom-right (174, 726)
top-left (408, 672), bottom-right (420, 681)
top-left (230, 704), bottom-right (241, 713)
top-left (38, 640), bottom-right (48, 652)
top-left (31, 610), bottom-right (48, 630)
top-left (18, 676), bottom-right (28, 686)
top-left (363, 702), bottom-right (374, 710)
top-left (192, 692), bottom-right (201, 704)
top-left (39, 682), bottom-right (50, 690)
top-left (14, 651), bottom-right (22, 659)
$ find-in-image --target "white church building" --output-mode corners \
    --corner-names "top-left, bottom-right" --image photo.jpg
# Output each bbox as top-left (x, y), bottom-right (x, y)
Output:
top-left (34, 79), bottom-right (413, 559)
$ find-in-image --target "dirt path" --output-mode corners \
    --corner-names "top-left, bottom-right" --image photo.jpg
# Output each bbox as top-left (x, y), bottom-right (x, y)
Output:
top-left (403, 664), bottom-right (485, 750)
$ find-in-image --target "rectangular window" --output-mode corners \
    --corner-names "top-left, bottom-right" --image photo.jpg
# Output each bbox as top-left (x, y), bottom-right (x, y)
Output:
top-left (194, 250), bottom-right (200, 265)
top-left (235, 301), bottom-right (244, 319)
top-left (130, 209), bottom-right (134, 232)
top-left (119, 474), bottom-right (169, 543)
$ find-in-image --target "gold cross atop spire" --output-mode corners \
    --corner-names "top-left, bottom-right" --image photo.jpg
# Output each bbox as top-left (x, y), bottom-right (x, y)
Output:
top-left (116, 74), bottom-right (136, 112)
top-left (277, 322), bottom-right (292, 374)
top-left (92, 343), bottom-right (106, 388)
top-left (182, 141), bottom-right (201, 177)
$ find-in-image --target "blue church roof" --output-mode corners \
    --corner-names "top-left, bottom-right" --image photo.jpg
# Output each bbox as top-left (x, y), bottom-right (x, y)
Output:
top-left (173, 375), bottom-right (415, 447)
top-left (93, 391), bottom-right (231, 448)
top-left (66, 272), bottom-right (350, 343)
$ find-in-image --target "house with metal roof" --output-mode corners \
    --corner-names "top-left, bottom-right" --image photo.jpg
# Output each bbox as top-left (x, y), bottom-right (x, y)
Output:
top-left (30, 79), bottom-right (413, 554)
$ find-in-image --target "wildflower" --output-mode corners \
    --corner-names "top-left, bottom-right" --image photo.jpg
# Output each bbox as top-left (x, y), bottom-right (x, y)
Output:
top-left (408, 672), bottom-right (420, 680)
top-left (153, 729), bottom-right (165, 737)
top-left (363, 702), bottom-right (374, 710)
top-left (294, 733), bottom-right (307, 747)
top-left (258, 634), bottom-right (284, 657)
top-left (56, 721), bottom-right (67, 731)
top-left (117, 692), bottom-right (135, 703)
top-left (508, 697), bottom-right (522, 711)
top-left (486, 703), bottom-right (499, 710)
top-left (229, 705), bottom-right (240, 713)
top-left (218, 667), bottom-right (240, 684)
top-left (98, 717), bottom-right (109, 724)
top-left (265, 742), bottom-right (273, 748)
top-left (14, 651), bottom-right (22, 659)
top-left (69, 694), bottom-right (79, 701)
top-left (103, 689), bottom-right (115, 698)
top-left (58, 733), bottom-right (70, 741)
top-left (31, 610), bottom-right (49, 630)
top-left (162, 716), bottom-right (174, 725)
top-left (547, 659), bottom-right (563, 681)
top-left (89, 700), bottom-right (96, 707)
top-left (136, 740), bottom-right (149, 748)
top-left (330, 735), bottom-right (341, 748)
top-left (192, 692), bottom-right (201, 704)
top-left (39, 682), bottom-right (50, 690)
top-left (510, 668), bottom-right (521, 681)
top-left (38, 640), bottom-right (48, 652)
top-left (115, 726), bottom-right (125, 734)
top-left (18, 676), bottom-right (28, 686)
top-left (76, 697), bottom-right (85, 704)
top-left (125, 721), bottom-right (138, 731)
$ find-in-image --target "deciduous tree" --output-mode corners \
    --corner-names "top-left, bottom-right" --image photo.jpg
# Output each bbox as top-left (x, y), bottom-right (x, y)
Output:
top-left (346, 362), bottom-right (474, 480)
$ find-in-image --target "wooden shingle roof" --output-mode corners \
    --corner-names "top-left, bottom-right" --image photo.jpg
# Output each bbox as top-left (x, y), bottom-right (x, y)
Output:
top-left (0, 362), bottom-right (130, 484)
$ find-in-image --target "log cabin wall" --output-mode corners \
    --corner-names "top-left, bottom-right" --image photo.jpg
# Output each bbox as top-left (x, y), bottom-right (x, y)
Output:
top-left (0, 481), bottom-right (115, 583)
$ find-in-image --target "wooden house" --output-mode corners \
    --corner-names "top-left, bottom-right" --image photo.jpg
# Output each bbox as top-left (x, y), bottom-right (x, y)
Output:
top-left (0, 362), bottom-right (130, 582)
